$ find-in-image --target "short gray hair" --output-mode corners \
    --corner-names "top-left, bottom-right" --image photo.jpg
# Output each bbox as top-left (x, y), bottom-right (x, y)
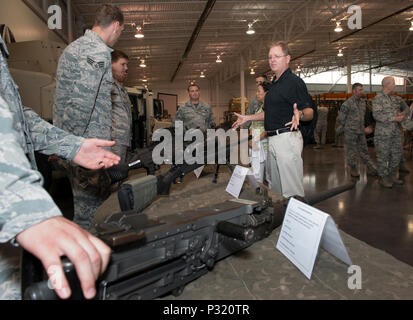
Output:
top-left (269, 41), bottom-right (291, 56)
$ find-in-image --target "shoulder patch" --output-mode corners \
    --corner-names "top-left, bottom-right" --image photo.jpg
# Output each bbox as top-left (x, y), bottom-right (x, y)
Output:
top-left (87, 56), bottom-right (105, 69)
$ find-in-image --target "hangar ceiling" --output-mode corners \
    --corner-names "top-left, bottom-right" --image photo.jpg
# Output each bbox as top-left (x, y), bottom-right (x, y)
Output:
top-left (61, 1), bottom-right (413, 86)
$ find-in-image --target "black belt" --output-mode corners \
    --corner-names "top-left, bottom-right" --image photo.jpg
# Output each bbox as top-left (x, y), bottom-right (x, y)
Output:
top-left (267, 127), bottom-right (296, 136)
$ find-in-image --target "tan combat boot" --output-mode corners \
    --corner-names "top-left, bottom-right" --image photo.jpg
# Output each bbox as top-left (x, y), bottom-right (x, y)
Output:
top-left (379, 176), bottom-right (393, 188)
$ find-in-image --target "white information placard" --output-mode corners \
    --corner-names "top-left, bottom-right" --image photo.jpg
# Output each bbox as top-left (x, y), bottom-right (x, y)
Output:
top-left (194, 165), bottom-right (205, 179)
top-left (276, 198), bottom-right (352, 279)
top-left (225, 165), bottom-right (250, 198)
top-left (320, 216), bottom-right (352, 266)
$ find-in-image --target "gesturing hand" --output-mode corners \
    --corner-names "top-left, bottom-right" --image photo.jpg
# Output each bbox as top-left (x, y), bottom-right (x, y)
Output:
top-left (73, 139), bottom-right (120, 169)
top-left (284, 103), bottom-right (300, 130)
top-left (231, 113), bottom-right (248, 130)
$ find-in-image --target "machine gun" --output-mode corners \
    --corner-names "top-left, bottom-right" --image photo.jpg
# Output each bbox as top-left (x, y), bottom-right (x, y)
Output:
top-left (22, 124), bottom-right (355, 300)
top-left (106, 127), bottom-right (246, 189)
top-left (23, 174), bottom-right (355, 300)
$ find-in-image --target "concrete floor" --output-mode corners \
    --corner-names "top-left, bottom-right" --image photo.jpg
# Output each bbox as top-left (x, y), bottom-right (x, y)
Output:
top-left (304, 144), bottom-right (413, 267)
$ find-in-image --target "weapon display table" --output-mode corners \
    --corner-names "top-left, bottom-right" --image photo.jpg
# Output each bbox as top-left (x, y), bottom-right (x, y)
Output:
top-left (94, 166), bottom-right (413, 300)
top-left (162, 227), bottom-right (413, 300)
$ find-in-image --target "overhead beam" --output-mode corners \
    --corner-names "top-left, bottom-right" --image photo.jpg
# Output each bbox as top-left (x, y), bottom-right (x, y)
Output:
top-left (331, 3), bottom-right (413, 44)
top-left (170, 0), bottom-right (216, 82)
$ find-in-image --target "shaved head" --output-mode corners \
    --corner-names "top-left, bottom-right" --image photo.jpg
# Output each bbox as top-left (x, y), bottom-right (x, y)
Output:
top-left (382, 76), bottom-right (396, 94)
top-left (382, 76), bottom-right (395, 88)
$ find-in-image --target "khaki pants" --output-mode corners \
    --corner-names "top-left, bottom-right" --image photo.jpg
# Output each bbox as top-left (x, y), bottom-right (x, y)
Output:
top-left (268, 131), bottom-right (304, 198)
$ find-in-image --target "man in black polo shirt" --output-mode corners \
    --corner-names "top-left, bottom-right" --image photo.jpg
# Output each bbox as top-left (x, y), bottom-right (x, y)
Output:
top-left (232, 41), bottom-right (313, 197)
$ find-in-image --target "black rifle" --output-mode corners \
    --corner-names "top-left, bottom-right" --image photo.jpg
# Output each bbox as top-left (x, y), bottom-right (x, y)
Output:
top-left (108, 128), bottom-right (247, 191)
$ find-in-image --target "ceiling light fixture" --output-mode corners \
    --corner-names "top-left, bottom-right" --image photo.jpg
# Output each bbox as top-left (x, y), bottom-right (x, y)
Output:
top-left (246, 23), bottom-right (255, 35)
top-left (200, 71), bottom-right (205, 78)
top-left (410, 21), bottom-right (413, 31)
top-left (142, 78), bottom-right (148, 82)
top-left (134, 25), bottom-right (144, 38)
top-left (296, 65), bottom-right (301, 73)
top-left (250, 68), bottom-right (255, 75)
top-left (334, 22), bottom-right (343, 33)
top-left (216, 55), bottom-right (222, 63)
top-left (139, 59), bottom-right (147, 68)
top-left (337, 49), bottom-right (343, 57)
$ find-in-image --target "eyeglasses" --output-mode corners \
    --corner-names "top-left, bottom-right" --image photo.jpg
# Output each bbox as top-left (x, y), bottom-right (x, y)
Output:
top-left (268, 54), bottom-right (287, 60)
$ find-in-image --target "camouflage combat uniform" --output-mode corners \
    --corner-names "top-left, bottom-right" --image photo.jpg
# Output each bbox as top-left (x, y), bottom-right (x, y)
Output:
top-left (314, 105), bottom-right (329, 146)
top-left (53, 29), bottom-right (113, 230)
top-left (337, 96), bottom-right (376, 172)
top-left (111, 80), bottom-right (132, 164)
top-left (242, 96), bottom-right (262, 129)
top-left (173, 100), bottom-right (215, 132)
top-left (0, 37), bottom-right (83, 299)
top-left (372, 93), bottom-right (409, 179)
top-left (334, 111), bottom-right (344, 147)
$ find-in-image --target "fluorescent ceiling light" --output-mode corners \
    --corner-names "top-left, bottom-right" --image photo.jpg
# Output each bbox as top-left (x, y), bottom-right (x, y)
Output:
top-left (246, 23), bottom-right (255, 35)
top-left (135, 25), bottom-right (144, 38)
top-left (334, 22), bottom-right (343, 33)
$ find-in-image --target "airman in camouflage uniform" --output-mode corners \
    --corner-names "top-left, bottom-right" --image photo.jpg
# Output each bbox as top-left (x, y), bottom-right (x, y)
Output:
top-left (333, 110), bottom-right (345, 148)
top-left (242, 96), bottom-right (261, 129)
top-left (242, 75), bottom-right (268, 129)
top-left (338, 83), bottom-right (377, 177)
top-left (173, 84), bottom-right (215, 132)
top-left (399, 103), bottom-right (412, 174)
top-left (53, 5), bottom-right (124, 229)
top-left (0, 36), bottom-right (114, 300)
top-left (373, 77), bottom-right (409, 188)
top-left (0, 93), bottom-right (63, 300)
top-left (313, 104), bottom-right (329, 148)
top-left (111, 50), bottom-right (132, 164)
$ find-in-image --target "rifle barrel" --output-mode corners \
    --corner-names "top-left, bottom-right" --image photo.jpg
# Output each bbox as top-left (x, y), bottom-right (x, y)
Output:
top-left (304, 182), bottom-right (355, 206)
